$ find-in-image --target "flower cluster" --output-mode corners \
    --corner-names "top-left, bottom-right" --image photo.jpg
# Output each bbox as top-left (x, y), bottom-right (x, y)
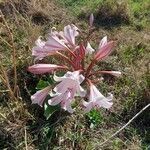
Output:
top-left (28, 14), bottom-right (121, 113)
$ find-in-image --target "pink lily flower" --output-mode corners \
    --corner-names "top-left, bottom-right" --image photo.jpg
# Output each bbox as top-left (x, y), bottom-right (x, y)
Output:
top-left (64, 24), bottom-right (79, 46)
top-left (60, 24), bottom-right (79, 48)
top-left (53, 71), bottom-right (85, 97)
top-left (98, 71), bottom-right (121, 77)
top-left (94, 36), bottom-right (115, 61)
top-left (48, 88), bottom-right (75, 113)
top-left (28, 64), bottom-right (68, 74)
top-left (45, 34), bottom-right (69, 51)
top-left (83, 83), bottom-right (113, 112)
top-left (32, 25), bottom-right (79, 61)
top-left (32, 37), bottom-right (55, 60)
top-left (31, 86), bottom-right (51, 107)
top-left (48, 71), bottom-right (86, 113)
top-left (32, 33), bottom-right (70, 60)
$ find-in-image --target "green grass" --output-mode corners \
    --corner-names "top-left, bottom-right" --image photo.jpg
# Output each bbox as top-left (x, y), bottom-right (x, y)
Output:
top-left (57, 0), bottom-right (150, 28)
top-left (57, 0), bottom-right (103, 16)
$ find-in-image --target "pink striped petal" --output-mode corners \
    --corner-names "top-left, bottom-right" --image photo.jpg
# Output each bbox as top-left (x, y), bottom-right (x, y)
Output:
top-left (46, 35), bottom-right (68, 51)
top-left (62, 101), bottom-right (74, 113)
top-left (83, 83), bottom-right (113, 112)
top-left (32, 47), bottom-right (56, 60)
top-left (83, 101), bottom-right (93, 113)
top-left (98, 36), bottom-right (107, 49)
top-left (48, 88), bottom-right (75, 113)
top-left (31, 86), bottom-right (51, 107)
top-left (48, 94), bottom-right (63, 106)
top-left (64, 24), bottom-right (79, 46)
top-left (32, 37), bottom-right (57, 60)
top-left (94, 41), bottom-right (114, 61)
top-left (28, 64), bottom-right (67, 74)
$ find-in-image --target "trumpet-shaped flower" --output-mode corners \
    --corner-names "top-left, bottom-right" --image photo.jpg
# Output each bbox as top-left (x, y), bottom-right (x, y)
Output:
top-left (31, 86), bottom-right (51, 107)
top-left (98, 71), bottom-right (121, 77)
top-left (63, 24), bottom-right (79, 47)
top-left (32, 37), bottom-right (64, 60)
top-left (53, 71), bottom-right (85, 97)
top-left (94, 36), bottom-right (115, 61)
top-left (83, 83), bottom-right (113, 112)
top-left (28, 64), bottom-right (68, 74)
top-left (32, 37), bottom-right (54, 60)
top-left (48, 88), bottom-right (75, 113)
top-left (46, 34), bottom-right (69, 51)
top-left (32, 25), bottom-right (79, 60)
top-left (48, 71), bottom-right (86, 113)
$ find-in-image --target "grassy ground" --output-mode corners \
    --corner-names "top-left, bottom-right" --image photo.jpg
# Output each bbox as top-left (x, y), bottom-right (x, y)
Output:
top-left (0, 0), bottom-right (150, 149)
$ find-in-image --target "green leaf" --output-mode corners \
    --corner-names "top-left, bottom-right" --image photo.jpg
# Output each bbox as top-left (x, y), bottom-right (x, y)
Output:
top-left (86, 109), bottom-right (103, 128)
top-left (44, 103), bottom-right (60, 120)
top-left (47, 75), bottom-right (55, 85)
top-left (36, 79), bottom-right (50, 90)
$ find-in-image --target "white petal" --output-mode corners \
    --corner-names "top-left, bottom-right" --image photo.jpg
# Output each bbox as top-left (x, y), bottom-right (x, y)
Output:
top-left (106, 93), bottom-right (113, 101)
top-left (48, 94), bottom-right (62, 106)
top-left (77, 85), bottom-right (86, 97)
top-left (79, 74), bottom-right (85, 83)
top-left (96, 99), bottom-right (113, 109)
top-left (64, 71), bottom-right (72, 77)
top-left (98, 36), bottom-right (107, 49)
top-left (66, 104), bottom-right (74, 113)
top-left (99, 71), bottom-right (121, 77)
top-left (109, 71), bottom-right (121, 77)
top-left (35, 36), bottom-right (46, 47)
top-left (54, 79), bottom-right (75, 93)
top-left (31, 86), bottom-right (51, 107)
top-left (46, 35), bottom-right (68, 50)
top-left (94, 92), bottom-right (113, 109)
top-left (83, 101), bottom-right (93, 113)
top-left (89, 84), bottom-right (101, 101)
top-left (89, 83), bottom-right (113, 110)
top-left (53, 73), bottom-right (66, 82)
top-left (49, 90), bottom-right (60, 97)
top-left (71, 70), bottom-right (80, 78)
top-left (64, 25), bottom-right (75, 45)
top-left (86, 42), bottom-right (95, 54)
top-left (62, 99), bottom-right (74, 113)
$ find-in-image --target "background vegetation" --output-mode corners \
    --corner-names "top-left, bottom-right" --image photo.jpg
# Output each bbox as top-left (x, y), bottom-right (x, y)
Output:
top-left (0, 0), bottom-right (150, 149)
